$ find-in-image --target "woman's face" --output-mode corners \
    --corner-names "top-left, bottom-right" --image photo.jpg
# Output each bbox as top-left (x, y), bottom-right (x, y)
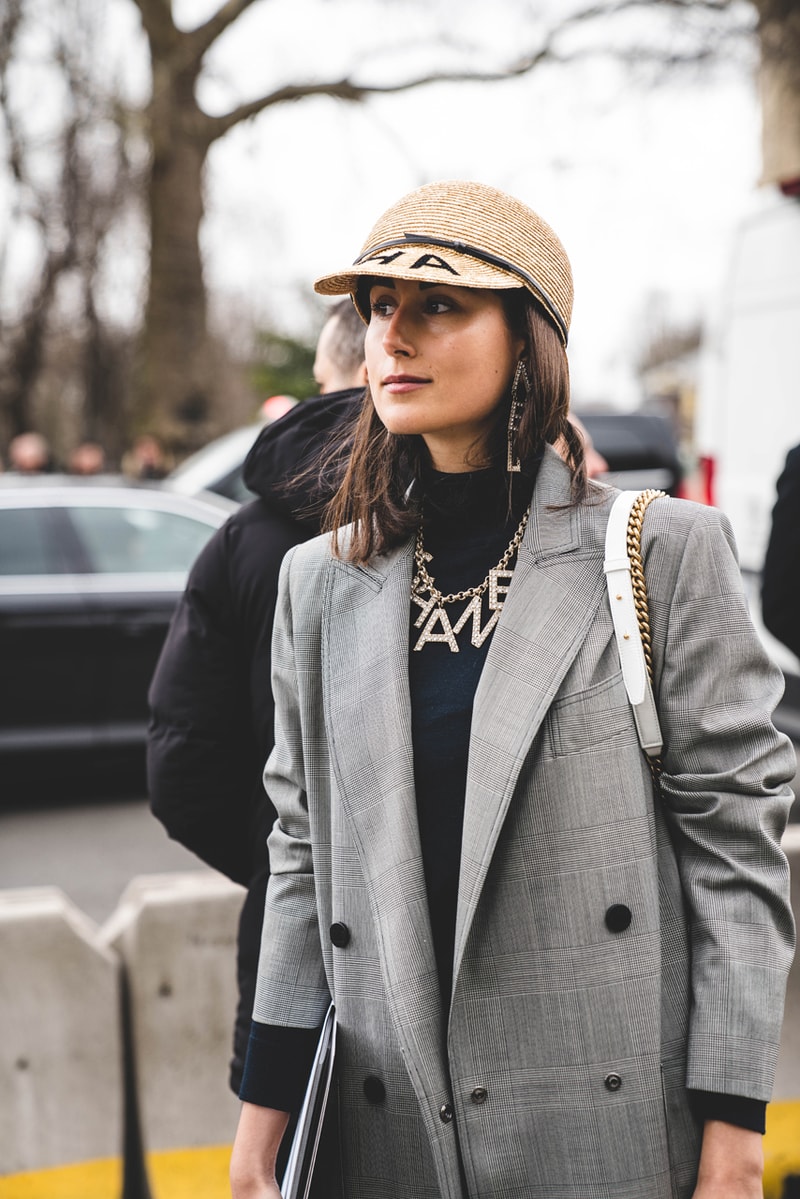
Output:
top-left (364, 278), bottom-right (524, 472)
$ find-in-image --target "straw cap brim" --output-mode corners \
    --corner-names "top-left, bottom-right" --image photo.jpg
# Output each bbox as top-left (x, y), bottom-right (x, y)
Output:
top-left (312, 180), bottom-right (573, 345)
top-left (314, 242), bottom-right (522, 300)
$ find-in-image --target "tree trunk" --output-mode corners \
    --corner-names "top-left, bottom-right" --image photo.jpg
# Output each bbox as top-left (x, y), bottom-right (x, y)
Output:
top-left (0, 249), bottom-right (72, 438)
top-left (137, 68), bottom-right (218, 453)
top-left (755, 0), bottom-right (800, 187)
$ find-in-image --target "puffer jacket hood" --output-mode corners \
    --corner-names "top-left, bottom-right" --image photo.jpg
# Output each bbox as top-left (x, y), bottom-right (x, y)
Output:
top-left (242, 387), bottom-right (363, 531)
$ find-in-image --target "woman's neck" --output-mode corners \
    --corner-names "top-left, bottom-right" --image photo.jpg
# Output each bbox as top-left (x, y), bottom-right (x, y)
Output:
top-left (422, 431), bottom-right (495, 474)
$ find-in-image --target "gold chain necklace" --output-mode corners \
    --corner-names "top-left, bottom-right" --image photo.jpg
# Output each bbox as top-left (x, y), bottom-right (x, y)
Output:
top-left (411, 506), bottom-right (530, 653)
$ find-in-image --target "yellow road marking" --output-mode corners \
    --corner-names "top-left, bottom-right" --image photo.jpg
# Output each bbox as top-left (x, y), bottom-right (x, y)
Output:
top-left (764, 1101), bottom-right (800, 1199)
top-left (147, 1146), bottom-right (232, 1198)
top-left (0, 1159), bottom-right (121, 1199)
top-left (0, 1147), bottom-right (232, 1199)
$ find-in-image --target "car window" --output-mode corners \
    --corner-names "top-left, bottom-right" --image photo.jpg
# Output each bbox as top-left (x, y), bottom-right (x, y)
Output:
top-left (0, 508), bottom-right (63, 575)
top-left (67, 505), bottom-right (214, 574)
top-left (216, 467), bottom-right (257, 504)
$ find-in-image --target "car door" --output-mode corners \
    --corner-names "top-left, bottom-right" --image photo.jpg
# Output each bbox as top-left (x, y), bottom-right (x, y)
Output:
top-left (0, 503), bottom-right (101, 757)
top-left (63, 498), bottom-right (222, 748)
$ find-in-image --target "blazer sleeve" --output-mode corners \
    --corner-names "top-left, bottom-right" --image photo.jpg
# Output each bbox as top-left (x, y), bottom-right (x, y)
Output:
top-left (252, 545), bottom-right (331, 1030)
top-left (647, 500), bottom-right (796, 1101)
top-left (762, 444), bottom-right (800, 659)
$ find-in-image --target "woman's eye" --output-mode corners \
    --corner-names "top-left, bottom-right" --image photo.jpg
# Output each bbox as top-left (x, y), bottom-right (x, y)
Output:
top-left (370, 297), bottom-right (395, 317)
top-left (425, 297), bottom-right (454, 315)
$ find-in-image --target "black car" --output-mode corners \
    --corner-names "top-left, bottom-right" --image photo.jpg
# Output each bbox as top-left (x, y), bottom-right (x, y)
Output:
top-left (575, 409), bottom-right (683, 496)
top-left (0, 479), bottom-right (236, 778)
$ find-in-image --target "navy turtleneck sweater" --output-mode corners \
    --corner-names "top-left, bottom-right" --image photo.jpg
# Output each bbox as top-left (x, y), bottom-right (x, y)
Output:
top-left (409, 464), bottom-right (533, 1006)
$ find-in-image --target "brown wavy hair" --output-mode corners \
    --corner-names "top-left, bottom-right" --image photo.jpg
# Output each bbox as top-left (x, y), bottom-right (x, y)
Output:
top-left (324, 291), bottom-right (587, 563)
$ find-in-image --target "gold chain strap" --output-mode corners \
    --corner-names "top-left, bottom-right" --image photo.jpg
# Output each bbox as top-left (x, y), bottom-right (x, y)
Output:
top-left (625, 488), bottom-right (666, 779)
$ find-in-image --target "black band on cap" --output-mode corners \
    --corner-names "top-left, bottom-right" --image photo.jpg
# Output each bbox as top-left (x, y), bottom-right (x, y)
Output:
top-left (354, 233), bottom-right (568, 345)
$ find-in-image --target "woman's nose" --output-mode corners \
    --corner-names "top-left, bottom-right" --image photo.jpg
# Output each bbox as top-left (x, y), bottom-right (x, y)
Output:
top-left (383, 306), bottom-right (415, 357)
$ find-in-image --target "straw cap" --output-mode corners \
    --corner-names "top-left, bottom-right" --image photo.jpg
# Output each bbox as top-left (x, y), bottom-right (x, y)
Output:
top-left (314, 180), bottom-right (573, 345)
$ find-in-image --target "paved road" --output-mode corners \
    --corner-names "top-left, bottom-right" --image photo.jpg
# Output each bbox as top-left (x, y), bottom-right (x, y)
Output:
top-left (0, 763), bottom-right (213, 925)
top-left (1, 744), bottom-right (798, 927)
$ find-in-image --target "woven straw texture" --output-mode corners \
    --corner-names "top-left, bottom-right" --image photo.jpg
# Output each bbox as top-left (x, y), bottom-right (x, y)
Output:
top-left (314, 180), bottom-right (573, 343)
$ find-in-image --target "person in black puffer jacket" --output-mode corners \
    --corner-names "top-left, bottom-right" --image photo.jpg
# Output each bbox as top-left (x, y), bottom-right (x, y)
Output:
top-left (762, 442), bottom-right (800, 661)
top-left (147, 301), bottom-right (364, 1094)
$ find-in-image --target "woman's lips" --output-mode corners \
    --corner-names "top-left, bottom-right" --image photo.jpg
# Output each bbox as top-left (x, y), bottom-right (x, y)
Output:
top-left (382, 374), bottom-right (430, 393)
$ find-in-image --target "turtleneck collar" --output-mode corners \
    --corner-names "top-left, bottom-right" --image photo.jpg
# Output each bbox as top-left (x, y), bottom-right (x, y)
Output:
top-left (417, 456), bottom-right (539, 536)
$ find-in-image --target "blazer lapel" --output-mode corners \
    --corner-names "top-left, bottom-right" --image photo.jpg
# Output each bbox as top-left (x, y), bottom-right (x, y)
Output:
top-left (453, 450), bottom-right (611, 985)
top-left (323, 538), bottom-right (449, 1098)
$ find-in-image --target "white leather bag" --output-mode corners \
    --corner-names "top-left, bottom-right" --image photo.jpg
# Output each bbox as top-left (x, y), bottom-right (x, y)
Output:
top-left (604, 489), bottom-right (666, 762)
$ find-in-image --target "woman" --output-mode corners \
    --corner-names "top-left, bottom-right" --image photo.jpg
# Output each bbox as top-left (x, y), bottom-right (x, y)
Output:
top-left (230, 181), bottom-right (795, 1199)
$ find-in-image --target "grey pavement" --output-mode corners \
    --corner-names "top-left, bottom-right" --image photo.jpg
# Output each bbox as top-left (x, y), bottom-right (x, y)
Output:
top-left (0, 795), bottom-right (212, 925)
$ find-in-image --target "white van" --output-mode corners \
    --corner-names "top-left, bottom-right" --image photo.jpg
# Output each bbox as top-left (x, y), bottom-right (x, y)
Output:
top-left (695, 187), bottom-right (800, 732)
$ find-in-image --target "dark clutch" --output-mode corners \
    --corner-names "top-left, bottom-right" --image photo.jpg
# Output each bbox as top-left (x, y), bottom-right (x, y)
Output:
top-left (280, 1004), bottom-right (338, 1199)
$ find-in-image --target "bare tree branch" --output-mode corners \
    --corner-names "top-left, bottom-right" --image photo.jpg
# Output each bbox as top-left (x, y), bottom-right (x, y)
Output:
top-left (577, 0), bottom-right (744, 13)
top-left (0, 0), bottom-right (145, 442)
top-left (0, 0), bottom-right (23, 74)
top-left (201, 0), bottom-right (753, 145)
top-left (0, 0), bottom-right (26, 189)
top-left (183, 0), bottom-right (261, 65)
top-left (202, 55), bottom-right (554, 143)
top-left (132, 0), bottom-right (264, 82)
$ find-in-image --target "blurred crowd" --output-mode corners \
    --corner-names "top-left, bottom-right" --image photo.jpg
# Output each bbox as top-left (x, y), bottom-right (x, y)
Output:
top-left (0, 431), bottom-right (174, 480)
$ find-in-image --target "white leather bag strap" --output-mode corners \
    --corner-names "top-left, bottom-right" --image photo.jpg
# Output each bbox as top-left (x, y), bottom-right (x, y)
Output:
top-left (604, 491), bottom-right (663, 759)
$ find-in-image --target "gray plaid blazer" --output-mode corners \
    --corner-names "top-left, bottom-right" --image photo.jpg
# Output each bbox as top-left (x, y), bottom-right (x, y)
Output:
top-left (253, 447), bottom-right (795, 1199)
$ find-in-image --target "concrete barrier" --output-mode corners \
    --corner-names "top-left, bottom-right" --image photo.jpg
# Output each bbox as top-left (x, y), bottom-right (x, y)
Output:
top-left (0, 887), bottom-right (123, 1196)
top-left (764, 826), bottom-right (800, 1199)
top-left (100, 872), bottom-right (244, 1197)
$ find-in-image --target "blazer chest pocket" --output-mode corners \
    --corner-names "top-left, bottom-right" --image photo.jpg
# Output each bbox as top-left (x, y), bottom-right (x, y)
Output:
top-left (547, 669), bottom-right (635, 758)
